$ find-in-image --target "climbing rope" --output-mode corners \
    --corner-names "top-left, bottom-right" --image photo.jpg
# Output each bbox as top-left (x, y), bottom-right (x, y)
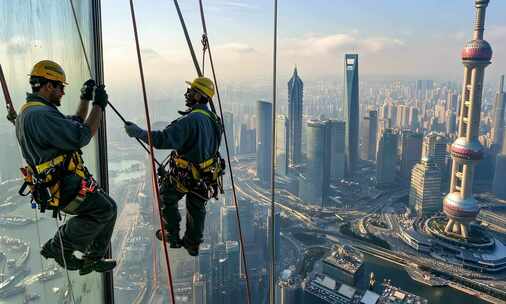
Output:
top-left (68, 0), bottom-right (162, 167)
top-left (269, 0), bottom-right (279, 302)
top-left (55, 218), bottom-right (77, 304)
top-left (128, 1), bottom-right (176, 303)
top-left (196, 1), bottom-right (253, 302)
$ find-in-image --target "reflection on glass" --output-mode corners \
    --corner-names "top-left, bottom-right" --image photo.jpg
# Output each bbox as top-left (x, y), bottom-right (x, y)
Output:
top-left (0, 1), bottom-right (103, 303)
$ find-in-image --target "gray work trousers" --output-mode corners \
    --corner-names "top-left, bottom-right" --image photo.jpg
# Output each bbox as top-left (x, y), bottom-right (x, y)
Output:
top-left (160, 181), bottom-right (207, 245)
top-left (47, 190), bottom-right (117, 260)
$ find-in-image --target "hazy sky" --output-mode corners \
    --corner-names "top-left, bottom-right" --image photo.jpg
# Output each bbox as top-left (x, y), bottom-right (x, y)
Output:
top-left (102, 0), bottom-right (506, 92)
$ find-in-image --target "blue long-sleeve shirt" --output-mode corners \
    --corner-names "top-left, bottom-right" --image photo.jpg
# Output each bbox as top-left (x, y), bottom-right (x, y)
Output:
top-left (15, 93), bottom-right (92, 168)
top-left (138, 104), bottom-right (221, 164)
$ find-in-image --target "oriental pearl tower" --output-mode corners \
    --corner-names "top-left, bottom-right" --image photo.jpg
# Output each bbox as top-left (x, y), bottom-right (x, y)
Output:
top-left (443, 0), bottom-right (492, 239)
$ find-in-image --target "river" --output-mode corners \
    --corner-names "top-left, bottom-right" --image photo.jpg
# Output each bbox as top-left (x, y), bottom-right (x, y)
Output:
top-left (356, 252), bottom-right (489, 304)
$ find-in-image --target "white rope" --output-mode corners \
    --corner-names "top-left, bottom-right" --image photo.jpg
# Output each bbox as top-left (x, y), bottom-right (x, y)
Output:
top-left (54, 218), bottom-right (76, 304)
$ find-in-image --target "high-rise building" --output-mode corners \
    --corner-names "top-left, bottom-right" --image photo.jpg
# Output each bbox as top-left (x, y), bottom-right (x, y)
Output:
top-left (409, 158), bottom-right (442, 217)
top-left (239, 123), bottom-right (256, 154)
top-left (276, 269), bottom-right (302, 304)
top-left (362, 110), bottom-right (378, 161)
top-left (328, 120), bottom-right (346, 179)
top-left (491, 75), bottom-right (505, 150)
top-left (416, 80), bottom-right (434, 99)
top-left (301, 120), bottom-right (331, 206)
top-left (276, 115), bottom-right (290, 176)
top-left (288, 67), bottom-right (303, 167)
top-left (389, 104), bottom-right (398, 129)
top-left (493, 155), bottom-right (506, 199)
top-left (222, 112), bottom-right (235, 156)
top-left (493, 135), bottom-right (506, 199)
top-left (267, 211), bottom-right (281, 273)
top-left (193, 273), bottom-right (207, 304)
top-left (446, 110), bottom-right (457, 135)
top-left (423, 132), bottom-right (448, 173)
top-left (444, 0), bottom-right (492, 239)
top-left (256, 100), bottom-right (272, 184)
top-left (376, 129), bottom-right (398, 187)
top-left (409, 107), bottom-right (420, 131)
top-left (221, 205), bottom-right (238, 242)
top-left (399, 130), bottom-right (423, 181)
top-left (398, 105), bottom-right (410, 129)
top-left (447, 91), bottom-right (459, 112)
top-left (344, 54), bottom-right (359, 175)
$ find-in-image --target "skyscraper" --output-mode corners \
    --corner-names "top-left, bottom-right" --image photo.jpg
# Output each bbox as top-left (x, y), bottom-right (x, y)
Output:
top-left (409, 158), bottom-right (442, 217)
top-left (277, 269), bottom-right (302, 304)
top-left (256, 100), bottom-right (273, 184)
top-left (362, 110), bottom-right (378, 161)
top-left (423, 132), bottom-right (448, 174)
top-left (301, 120), bottom-right (331, 206)
top-left (399, 130), bottom-right (423, 181)
top-left (376, 129), bottom-right (398, 187)
top-left (444, 0), bottom-right (492, 239)
top-left (329, 120), bottom-right (346, 179)
top-left (276, 115), bottom-right (290, 176)
top-left (222, 111), bottom-right (235, 156)
top-left (447, 91), bottom-right (459, 112)
top-left (221, 205), bottom-right (238, 242)
top-left (193, 273), bottom-right (207, 304)
top-left (239, 123), bottom-right (256, 154)
top-left (409, 107), bottom-right (420, 131)
top-left (344, 54), bottom-right (359, 175)
top-left (493, 135), bottom-right (506, 199)
top-left (491, 75), bottom-right (505, 150)
top-left (288, 67), bottom-right (303, 168)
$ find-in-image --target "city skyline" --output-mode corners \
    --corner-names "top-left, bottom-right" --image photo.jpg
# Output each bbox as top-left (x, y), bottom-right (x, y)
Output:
top-left (1, 1), bottom-right (506, 304)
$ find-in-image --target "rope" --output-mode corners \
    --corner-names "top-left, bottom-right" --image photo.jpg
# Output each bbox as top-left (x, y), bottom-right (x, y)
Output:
top-left (0, 65), bottom-right (16, 124)
top-left (55, 218), bottom-right (76, 304)
top-left (197, 1), bottom-right (252, 303)
top-left (68, 0), bottom-right (162, 167)
top-left (269, 0), bottom-right (279, 302)
top-left (128, 1), bottom-right (176, 303)
top-left (172, 0), bottom-right (202, 77)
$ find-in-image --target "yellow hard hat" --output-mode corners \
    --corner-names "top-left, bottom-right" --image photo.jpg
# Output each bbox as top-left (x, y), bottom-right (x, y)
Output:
top-left (29, 60), bottom-right (68, 85)
top-left (185, 77), bottom-right (215, 98)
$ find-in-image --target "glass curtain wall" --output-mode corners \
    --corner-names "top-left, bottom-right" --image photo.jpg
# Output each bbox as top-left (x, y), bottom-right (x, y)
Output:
top-left (0, 1), bottom-right (104, 303)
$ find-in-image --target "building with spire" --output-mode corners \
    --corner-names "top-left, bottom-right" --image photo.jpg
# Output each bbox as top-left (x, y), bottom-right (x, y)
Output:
top-left (288, 67), bottom-right (303, 168)
top-left (344, 54), bottom-right (359, 176)
top-left (443, 0), bottom-right (492, 239)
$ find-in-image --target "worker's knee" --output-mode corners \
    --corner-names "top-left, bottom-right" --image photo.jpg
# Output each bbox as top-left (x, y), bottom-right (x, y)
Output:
top-left (95, 193), bottom-right (117, 220)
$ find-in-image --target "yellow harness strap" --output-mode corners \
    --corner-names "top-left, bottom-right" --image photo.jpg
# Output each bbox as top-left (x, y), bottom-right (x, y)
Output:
top-left (18, 100), bottom-right (88, 209)
top-left (20, 101), bottom-right (47, 114)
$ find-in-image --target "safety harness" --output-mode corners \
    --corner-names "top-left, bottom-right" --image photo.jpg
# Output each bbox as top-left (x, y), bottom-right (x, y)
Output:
top-left (159, 108), bottom-right (225, 200)
top-left (17, 101), bottom-right (97, 218)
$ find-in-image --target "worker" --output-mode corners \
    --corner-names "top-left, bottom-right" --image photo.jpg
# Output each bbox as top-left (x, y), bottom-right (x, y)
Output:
top-left (16, 60), bottom-right (117, 275)
top-left (124, 77), bottom-right (224, 256)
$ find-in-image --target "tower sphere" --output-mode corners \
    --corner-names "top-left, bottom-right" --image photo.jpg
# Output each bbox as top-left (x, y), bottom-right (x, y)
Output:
top-left (443, 192), bottom-right (480, 221)
top-left (450, 137), bottom-right (484, 161)
top-left (461, 40), bottom-right (492, 61)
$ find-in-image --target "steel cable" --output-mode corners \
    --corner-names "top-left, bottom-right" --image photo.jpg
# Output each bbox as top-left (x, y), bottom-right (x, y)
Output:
top-left (197, 1), bottom-right (252, 302)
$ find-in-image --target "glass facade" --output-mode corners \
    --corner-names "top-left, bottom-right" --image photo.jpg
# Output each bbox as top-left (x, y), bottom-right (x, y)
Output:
top-left (0, 1), bottom-right (104, 303)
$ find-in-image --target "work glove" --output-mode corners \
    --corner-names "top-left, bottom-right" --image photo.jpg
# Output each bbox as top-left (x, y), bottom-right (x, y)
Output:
top-left (125, 121), bottom-right (144, 138)
top-left (93, 85), bottom-right (108, 110)
top-left (80, 79), bottom-right (96, 101)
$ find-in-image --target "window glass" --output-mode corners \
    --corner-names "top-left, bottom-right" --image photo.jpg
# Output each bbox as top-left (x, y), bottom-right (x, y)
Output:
top-left (0, 1), bottom-right (104, 303)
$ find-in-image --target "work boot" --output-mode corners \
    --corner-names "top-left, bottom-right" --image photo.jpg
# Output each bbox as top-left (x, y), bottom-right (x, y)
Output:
top-left (155, 229), bottom-right (182, 248)
top-left (40, 243), bottom-right (83, 271)
top-left (182, 236), bottom-right (200, 257)
top-left (79, 258), bottom-right (117, 276)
